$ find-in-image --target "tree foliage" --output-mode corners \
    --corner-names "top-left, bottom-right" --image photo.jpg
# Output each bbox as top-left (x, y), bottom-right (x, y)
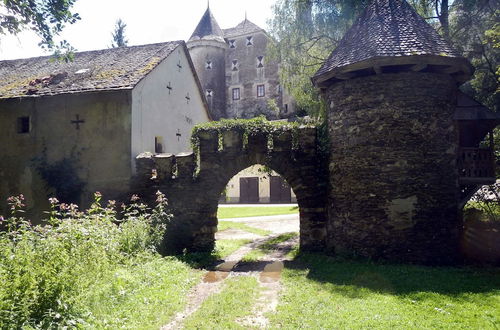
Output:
top-left (111, 18), bottom-right (128, 48)
top-left (0, 0), bottom-right (80, 56)
top-left (269, 0), bottom-right (499, 117)
top-left (268, 0), bottom-right (368, 117)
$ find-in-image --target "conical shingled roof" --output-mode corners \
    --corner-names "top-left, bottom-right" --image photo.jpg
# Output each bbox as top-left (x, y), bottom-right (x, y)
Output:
top-left (189, 7), bottom-right (225, 43)
top-left (312, 0), bottom-right (472, 86)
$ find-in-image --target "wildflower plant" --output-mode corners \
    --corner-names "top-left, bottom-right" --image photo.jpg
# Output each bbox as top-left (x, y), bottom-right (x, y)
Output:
top-left (0, 190), bottom-right (172, 328)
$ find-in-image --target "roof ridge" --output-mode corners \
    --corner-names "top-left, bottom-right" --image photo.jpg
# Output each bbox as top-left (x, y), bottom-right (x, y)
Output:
top-left (0, 41), bottom-right (183, 98)
top-left (0, 40), bottom-right (184, 63)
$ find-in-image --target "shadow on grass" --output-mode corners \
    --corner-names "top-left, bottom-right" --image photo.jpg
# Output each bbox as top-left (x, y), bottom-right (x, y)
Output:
top-left (285, 252), bottom-right (500, 299)
top-left (174, 251), bottom-right (223, 269)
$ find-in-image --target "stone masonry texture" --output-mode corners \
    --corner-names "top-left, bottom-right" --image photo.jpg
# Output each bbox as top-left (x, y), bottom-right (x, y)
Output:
top-left (133, 126), bottom-right (328, 255)
top-left (326, 71), bottom-right (460, 264)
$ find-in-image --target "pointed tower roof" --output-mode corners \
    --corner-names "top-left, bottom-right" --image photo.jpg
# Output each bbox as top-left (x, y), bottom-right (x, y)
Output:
top-left (223, 19), bottom-right (264, 38)
top-left (312, 0), bottom-right (473, 87)
top-left (189, 7), bottom-right (225, 43)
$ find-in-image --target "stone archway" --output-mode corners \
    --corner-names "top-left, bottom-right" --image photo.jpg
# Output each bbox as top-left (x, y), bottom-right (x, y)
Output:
top-left (133, 126), bottom-right (328, 254)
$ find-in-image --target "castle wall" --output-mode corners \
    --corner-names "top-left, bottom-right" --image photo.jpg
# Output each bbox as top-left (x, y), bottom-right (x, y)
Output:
top-left (326, 72), bottom-right (460, 264)
top-left (187, 40), bottom-right (227, 120)
top-left (133, 127), bottom-right (327, 254)
top-left (225, 31), bottom-right (283, 119)
top-left (0, 91), bottom-right (132, 221)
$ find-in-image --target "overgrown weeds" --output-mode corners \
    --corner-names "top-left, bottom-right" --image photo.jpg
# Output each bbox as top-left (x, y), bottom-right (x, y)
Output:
top-left (0, 191), bottom-right (197, 328)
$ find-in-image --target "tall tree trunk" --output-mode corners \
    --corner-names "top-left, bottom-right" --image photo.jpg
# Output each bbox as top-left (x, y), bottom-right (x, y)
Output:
top-left (438, 0), bottom-right (450, 40)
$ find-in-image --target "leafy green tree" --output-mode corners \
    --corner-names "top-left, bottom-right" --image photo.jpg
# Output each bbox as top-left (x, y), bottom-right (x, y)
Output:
top-left (269, 0), bottom-right (368, 118)
top-left (452, 1), bottom-right (498, 111)
top-left (269, 0), bottom-right (498, 118)
top-left (111, 18), bottom-right (128, 48)
top-left (0, 0), bottom-right (80, 57)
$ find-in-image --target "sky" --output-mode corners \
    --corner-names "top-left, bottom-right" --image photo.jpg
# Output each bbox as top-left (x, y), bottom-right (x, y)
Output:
top-left (0, 0), bottom-right (276, 60)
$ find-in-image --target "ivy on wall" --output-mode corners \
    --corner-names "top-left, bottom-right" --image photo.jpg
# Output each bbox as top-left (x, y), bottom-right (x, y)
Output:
top-left (190, 116), bottom-right (316, 151)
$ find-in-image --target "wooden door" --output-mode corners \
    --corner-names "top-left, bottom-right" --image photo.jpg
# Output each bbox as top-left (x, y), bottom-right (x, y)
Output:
top-left (240, 177), bottom-right (259, 203)
top-left (270, 176), bottom-right (292, 203)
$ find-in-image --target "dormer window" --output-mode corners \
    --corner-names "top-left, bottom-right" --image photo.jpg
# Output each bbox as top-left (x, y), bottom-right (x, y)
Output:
top-left (206, 89), bottom-right (213, 98)
top-left (232, 60), bottom-right (239, 71)
top-left (246, 36), bottom-right (253, 46)
top-left (205, 61), bottom-right (212, 70)
top-left (257, 56), bottom-right (264, 68)
top-left (228, 40), bottom-right (236, 48)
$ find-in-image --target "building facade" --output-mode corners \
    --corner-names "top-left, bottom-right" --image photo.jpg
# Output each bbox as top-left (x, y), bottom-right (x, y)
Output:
top-left (187, 7), bottom-right (295, 120)
top-left (188, 7), bottom-right (297, 203)
top-left (0, 41), bottom-right (210, 219)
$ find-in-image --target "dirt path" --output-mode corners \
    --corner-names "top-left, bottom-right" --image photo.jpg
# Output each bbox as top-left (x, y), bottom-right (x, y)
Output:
top-left (161, 214), bottom-right (299, 330)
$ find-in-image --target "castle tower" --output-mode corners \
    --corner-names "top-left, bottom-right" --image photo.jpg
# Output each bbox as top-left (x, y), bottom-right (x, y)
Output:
top-left (312, 0), bottom-right (473, 264)
top-left (187, 6), bottom-right (227, 120)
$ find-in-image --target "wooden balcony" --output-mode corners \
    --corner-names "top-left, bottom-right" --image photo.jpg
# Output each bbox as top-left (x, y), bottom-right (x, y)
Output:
top-left (458, 147), bottom-right (496, 185)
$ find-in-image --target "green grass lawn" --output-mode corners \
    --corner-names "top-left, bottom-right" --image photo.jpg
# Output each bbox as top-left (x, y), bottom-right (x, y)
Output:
top-left (83, 254), bottom-right (201, 329)
top-left (182, 276), bottom-right (261, 329)
top-left (269, 253), bottom-right (500, 329)
top-left (217, 206), bottom-right (299, 219)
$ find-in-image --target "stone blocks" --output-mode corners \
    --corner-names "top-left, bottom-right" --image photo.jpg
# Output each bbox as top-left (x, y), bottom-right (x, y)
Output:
top-left (326, 72), bottom-right (460, 264)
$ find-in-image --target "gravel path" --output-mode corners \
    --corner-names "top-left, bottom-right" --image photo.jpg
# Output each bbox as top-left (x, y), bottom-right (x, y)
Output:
top-left (161, 214), bottom-right (299, 329)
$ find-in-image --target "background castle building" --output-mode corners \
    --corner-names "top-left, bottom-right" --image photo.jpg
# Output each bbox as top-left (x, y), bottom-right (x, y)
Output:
top-left (188, 7), bottom-right (297, 204)
top-left (188, 7), bottom-right (295, 120)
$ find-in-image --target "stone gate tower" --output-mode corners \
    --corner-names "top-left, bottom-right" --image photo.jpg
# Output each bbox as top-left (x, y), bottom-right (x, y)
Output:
top-left (312, 0), bottom-right (473, 264)
top-left (187, 7), bottom-right (227, 120)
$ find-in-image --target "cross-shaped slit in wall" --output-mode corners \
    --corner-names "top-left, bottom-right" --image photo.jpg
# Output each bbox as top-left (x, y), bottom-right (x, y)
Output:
top-left (177, 61), bottom-right (182, 72)
top-left (71, 114), bottom-right (85, 130)
top-left (185, 93), bottom-right (190, 104)
top-left (167, 82), bottom-right (173, 94)
top-left (176, 129), bottom-right (182, 141)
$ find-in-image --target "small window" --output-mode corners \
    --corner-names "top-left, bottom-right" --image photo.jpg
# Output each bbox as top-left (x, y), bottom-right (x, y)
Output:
top-left (257, 56), bottom-right (264, 68)
top-left (246, 36), bottom-right (253, 46)
top-left (232, 88), bottom-right (240, 101)
top-left (231, 59), bottom-right (238, 71)
top-left (257, 84), bottom-right (265, 97)
top-left (284, 104), bottom-right (288, 113)
top-left (206, 89), bottom-right (213, 98)
top-left (155, 136), bottom-right (164, 153)
top-left (228, 40), bottom-right (236, 48)
top-left (205, 61), bottom-right (212, 70)
top-left (17, 116), bottom-right (30, 134)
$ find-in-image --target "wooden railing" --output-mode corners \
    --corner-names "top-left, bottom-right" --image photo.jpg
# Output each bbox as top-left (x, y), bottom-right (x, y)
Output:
top-left (458, 147), bottom-right (496, 183)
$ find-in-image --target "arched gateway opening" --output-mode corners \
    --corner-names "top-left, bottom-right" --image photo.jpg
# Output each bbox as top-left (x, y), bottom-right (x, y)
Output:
top-left (133, 124), bottom-right (328, 255)
top-left (217, 165), bottom-right (299, 246)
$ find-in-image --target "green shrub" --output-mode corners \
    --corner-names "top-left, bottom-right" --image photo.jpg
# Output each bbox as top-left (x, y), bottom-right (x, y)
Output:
top-left (0, 191), bottom-right (171, 328)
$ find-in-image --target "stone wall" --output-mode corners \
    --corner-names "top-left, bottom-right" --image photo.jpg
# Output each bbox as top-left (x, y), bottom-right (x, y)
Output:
top-left (0, 90), bottom-right (132, 222)
top-left (326, 72), bottom-right (460, 264)
top-left (225, 31), bottom-right (283, 119)
top-left (133, 126), bottom-right (328, 254)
